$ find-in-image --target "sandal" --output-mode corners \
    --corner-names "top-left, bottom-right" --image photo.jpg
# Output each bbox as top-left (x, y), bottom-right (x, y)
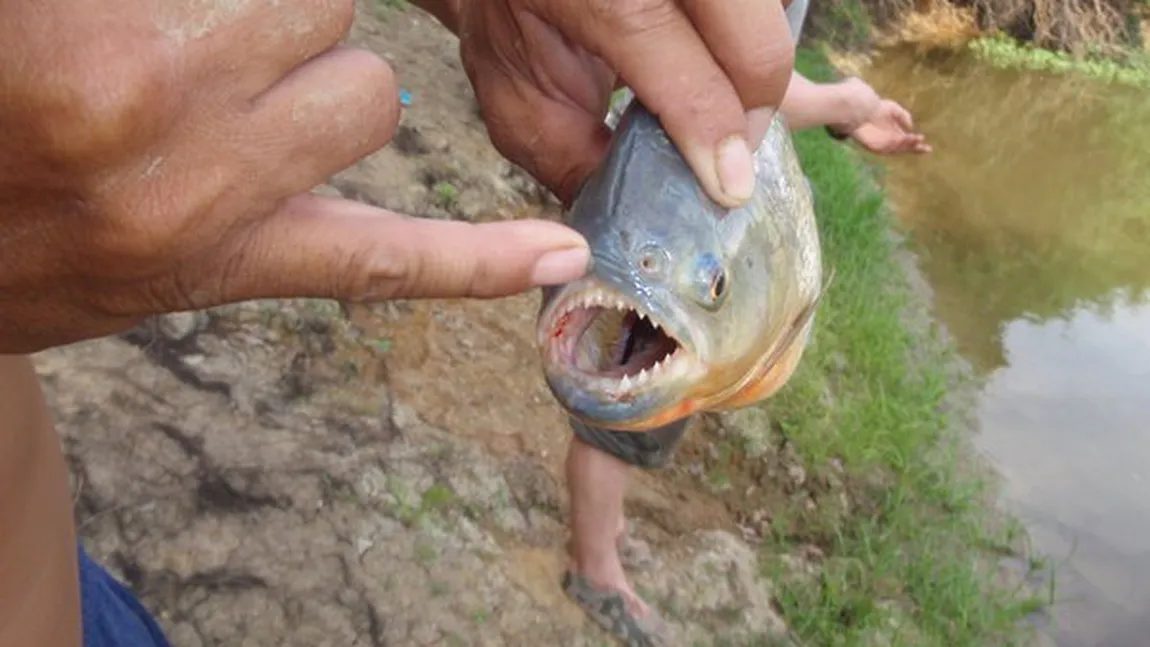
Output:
top-left (562, 571), bottom-right (676, 647)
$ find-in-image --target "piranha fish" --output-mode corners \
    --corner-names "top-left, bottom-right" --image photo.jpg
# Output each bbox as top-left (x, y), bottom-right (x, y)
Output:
top-left (536, 98), bottom-right (828, 432)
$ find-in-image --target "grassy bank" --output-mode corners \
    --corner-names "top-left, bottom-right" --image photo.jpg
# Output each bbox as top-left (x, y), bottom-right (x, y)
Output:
top-left (806, 0), bottom-right (1150, 82)
top-left (750, 47), bottom-right (1047, 646)
top-left (968, 32), bottom-right (1150, 85)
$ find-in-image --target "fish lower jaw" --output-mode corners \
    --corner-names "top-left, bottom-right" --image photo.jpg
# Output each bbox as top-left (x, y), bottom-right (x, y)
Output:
top-left (549, 344), bottom-right (695, 395)
top-left (616, 345), bottom-right (693, 391)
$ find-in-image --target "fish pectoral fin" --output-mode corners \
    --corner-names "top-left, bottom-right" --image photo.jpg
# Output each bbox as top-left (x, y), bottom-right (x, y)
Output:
top-left (715, 267), bottom-right (835, 409)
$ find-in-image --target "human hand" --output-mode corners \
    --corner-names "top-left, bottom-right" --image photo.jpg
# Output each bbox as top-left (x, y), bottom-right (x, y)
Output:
top-left (0, 0), bottom-right (591, 354)
top-left (446, 0), bottom-right (796, 208)
top-left (848, 99), bottom-right (932, 155)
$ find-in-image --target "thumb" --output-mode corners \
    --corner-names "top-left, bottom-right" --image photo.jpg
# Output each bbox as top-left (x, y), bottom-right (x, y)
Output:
top-left (203, 194), bottom-right (590, 303)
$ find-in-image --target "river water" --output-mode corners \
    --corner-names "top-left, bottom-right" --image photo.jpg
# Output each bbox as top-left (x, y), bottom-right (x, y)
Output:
top-left (861, 45), bottom-right (1150, 647)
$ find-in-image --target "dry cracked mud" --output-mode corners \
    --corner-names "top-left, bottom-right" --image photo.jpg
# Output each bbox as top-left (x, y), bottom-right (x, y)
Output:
top-left (35, 3), bottom-right (820, 646)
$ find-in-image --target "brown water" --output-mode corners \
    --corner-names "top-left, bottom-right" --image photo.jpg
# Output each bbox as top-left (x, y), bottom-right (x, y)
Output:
top-left (863, 45), bottom-right (1150, 647)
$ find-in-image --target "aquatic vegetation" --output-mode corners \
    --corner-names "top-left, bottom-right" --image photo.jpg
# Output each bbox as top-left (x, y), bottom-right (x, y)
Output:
top-left (969, 32), bottom-right (1150, 86)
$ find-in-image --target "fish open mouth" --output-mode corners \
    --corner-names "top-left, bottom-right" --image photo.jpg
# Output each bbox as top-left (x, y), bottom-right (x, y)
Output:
top-left (544, 286), bottom-right (689, 392)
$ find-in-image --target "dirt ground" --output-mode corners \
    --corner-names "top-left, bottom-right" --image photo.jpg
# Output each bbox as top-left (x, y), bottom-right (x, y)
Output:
top-left (34, 3), bottom-right (812, 646)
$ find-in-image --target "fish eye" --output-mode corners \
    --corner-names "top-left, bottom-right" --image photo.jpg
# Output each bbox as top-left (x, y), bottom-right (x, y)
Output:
top-left (710, 271), bottom-right (727, 300)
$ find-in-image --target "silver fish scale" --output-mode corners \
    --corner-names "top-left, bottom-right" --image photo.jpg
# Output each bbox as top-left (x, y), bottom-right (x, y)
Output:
top-left (756, 114), bottom-right (823, 305)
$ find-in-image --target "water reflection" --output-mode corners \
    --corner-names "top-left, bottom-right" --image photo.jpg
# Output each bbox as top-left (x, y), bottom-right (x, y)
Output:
top-left (862, 45), bottom-right (1150, 647)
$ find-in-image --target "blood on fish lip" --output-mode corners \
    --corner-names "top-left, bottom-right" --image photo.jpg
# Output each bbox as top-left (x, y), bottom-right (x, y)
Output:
top-left (551, 312), bottom-right (572, 339)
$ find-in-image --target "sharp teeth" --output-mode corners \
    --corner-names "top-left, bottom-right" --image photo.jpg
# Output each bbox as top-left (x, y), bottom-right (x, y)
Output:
top-left (636, 310), bottom-right (658, 330)
top-left (637, 368), bottom-right (649, 384)
top-left (619, 374), bottom-right (632, 390)
top-left (566, 287), bottom-right (666, 318)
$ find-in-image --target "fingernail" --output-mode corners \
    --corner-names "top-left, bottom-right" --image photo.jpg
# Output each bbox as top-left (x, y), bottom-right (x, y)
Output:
top-left (531, 247), bottom-right (590, 286)
top-left (716, 136), bottom-right (755, 204)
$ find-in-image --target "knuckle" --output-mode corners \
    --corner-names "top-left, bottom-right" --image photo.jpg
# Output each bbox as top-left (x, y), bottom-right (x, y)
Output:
top-left (586, 0), bottom-right (676, 35)
top-left (452, 238), bottom-right (493, 297)
top-left (40, 48), bottom-right (178, 169)
top-left (466, 258), bottom-right (497, 298)
top-left (730, 39), bottom-right (794, 106)
top-left (342, 239), bottom-right (407, 301)
top-left (83, 58), bottom-right (171, 123)
top-left (674, 74), bottom-right (740, 136)
top-left (682, 76), bottom-right (724, 119)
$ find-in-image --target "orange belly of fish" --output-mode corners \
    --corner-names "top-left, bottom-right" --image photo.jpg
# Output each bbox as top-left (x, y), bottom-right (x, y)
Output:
top-left (711, 327), bottom-right (810, 411)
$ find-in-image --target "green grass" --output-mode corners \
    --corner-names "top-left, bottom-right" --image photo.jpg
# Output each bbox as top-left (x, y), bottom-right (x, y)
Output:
top-left (969, 33), bottom-right (1150, 87)
top-left (750, 47), bottom-right (1051, 646)
top-left (807, 0), bottom-right (874, 50)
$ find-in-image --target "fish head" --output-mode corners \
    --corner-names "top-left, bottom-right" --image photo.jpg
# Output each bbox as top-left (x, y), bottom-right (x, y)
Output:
top-left (538, 102), bottom-right (811, 431)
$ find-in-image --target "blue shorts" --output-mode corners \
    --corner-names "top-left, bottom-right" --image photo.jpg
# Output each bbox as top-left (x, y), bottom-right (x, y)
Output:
top-left (79, 544), bottom-right (171, 647)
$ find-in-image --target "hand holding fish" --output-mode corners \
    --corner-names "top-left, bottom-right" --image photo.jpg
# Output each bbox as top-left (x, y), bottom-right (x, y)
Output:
top-left (447, 0), bottom-right (797, 207)
top-left (0, 0), bottom-right (800, 354)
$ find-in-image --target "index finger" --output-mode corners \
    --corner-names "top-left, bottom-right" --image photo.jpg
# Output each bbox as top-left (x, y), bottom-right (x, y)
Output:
top-left (526, 0), bottom-right (791, 208)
